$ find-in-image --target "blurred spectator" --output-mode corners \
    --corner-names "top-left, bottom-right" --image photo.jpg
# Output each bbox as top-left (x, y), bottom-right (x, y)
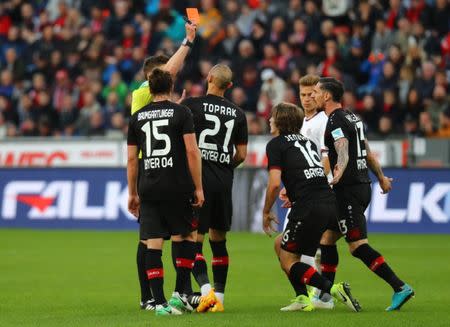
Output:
top-left (87, 110), bottom-right (105, 136)
top-left (58, 93), bottom-right (77, 136)
top-left (102, 71), bottom-right (128, 107)
top-left (413, 61), bottom-right (436, 104)
top-left (371, 18), bottom-right (395, 54)
top-left (259, 68), bottom-right (285, 110)
top-left (427, 85), bottom-right (450, 131)
top-left (76, 91), bottom-right (101, 135)
top-left (0, 69), bottom-right (14, 98)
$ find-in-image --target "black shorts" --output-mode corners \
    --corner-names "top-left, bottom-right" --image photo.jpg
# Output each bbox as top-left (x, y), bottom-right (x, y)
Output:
top-left (139, 195), bottom-right (198, 240)
top-left (328, 183), bottom-right (372, 242)
top-left (281, 196), bottom-right (338, 256)
top-left (198, 189), bottom-right (232, 234)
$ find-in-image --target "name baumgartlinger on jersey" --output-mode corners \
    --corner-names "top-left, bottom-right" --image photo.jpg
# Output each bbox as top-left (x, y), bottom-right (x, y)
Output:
top-left (202, 103), bottom-right (237, 117)
top-left (138, 109), bottom-right (174, 121)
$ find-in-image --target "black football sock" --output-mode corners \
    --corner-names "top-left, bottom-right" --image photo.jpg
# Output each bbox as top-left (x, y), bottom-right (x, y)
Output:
top-left (145, 248), bottom-right (166, 305)
top-left (352, 244), bottom-right (404, 292)
top-left (173, 240), bottom-right (196, 296)
top-left (320, 244), bottom-right (339, 284)
top-left (192, 241), bottom-right (210, 287)
top-left (137, 242), bottom-right (152, 302)
top-left (289, 262), bottom-right (333, 294)
top-left (210, 240), bottom-right (229, 294)
top-left (287, 271), bottom-right (308, 296)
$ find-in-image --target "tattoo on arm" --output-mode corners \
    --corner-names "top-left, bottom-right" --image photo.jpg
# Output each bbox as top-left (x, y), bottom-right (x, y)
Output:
top-left (334, 138), bottom-right (349, 171)
top-left (365, 139), bottom-right (384, 179)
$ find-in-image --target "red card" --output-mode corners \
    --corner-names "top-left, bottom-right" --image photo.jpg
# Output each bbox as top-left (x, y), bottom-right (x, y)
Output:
top-left (186, 8), bottom-right (200, 25)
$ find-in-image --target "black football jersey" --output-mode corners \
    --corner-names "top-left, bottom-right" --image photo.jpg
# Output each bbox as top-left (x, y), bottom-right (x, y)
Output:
top-left (266, 133), bottom-right (332, 203)
top-left (324, 109), bottom-right (371, 187)
top-left (127, 100), bottom-right (195, 200)
top-left (181, 94), bottom-right (248, 191)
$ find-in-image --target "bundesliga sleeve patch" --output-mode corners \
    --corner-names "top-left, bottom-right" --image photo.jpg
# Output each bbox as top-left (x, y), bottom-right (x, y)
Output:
top-left (331, 128), bottom-right (345, 141)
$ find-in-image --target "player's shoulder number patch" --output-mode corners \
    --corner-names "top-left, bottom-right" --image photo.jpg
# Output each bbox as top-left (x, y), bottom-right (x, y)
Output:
top-left (331, 128), bottom-right (345, 141)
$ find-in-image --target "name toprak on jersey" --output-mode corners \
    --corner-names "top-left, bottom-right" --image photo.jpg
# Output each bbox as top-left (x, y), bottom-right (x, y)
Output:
top-left (198, 102), bottom-right (238, 165)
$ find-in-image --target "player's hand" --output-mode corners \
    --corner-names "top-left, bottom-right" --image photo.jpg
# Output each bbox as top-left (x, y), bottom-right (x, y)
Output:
top-left (176, 89), bottom-right (186, 104)
top-left (330, 165), bottom-right (343, 185)
top-left (278, 187), bottom-right (292, 208)
top-left (128, 195), bottom-right (140, 218)
top-left (379, 176), bottom-right (393, 194)
top-left (192, 189), bottom-right (204, 208)
top-left (185, 22), bottom-right (196, 42)
top-left (263, 212), bottom-right (279, 237)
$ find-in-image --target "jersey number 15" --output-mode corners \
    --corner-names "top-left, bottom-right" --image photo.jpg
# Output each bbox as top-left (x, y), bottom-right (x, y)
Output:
top-left (141, 120), bottom-right (171, 157)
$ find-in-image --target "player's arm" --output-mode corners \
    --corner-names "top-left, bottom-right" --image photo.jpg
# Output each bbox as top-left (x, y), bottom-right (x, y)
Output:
top-left (321, 156), bottom-right (330, 176)
top-left (127, 118), bottom-right (140, 217)
top-left (232, 144), bottom-right (247, 168)
top-left (232, 114), bottom-right (249, 168)
top-left (184, 133), bottom-right (204, 207)
top-left (263, 169), bottom-right (281, 236)
top-left (263, 141), bottom-right (281, 236)
top-left (365, 139), bottom-right (393, 194)
top-left (127, 145), bottom-right (140, 218)
top-left (163, 23), bottom-right (196, 78)
top-left (330, 137), bottom-right (349, 185)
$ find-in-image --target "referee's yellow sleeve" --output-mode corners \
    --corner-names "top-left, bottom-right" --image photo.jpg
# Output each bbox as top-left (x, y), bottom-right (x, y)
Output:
top-left (131, 88), bottom-right (152, 115)
top-left (130, 86), bottom-right (152, 159)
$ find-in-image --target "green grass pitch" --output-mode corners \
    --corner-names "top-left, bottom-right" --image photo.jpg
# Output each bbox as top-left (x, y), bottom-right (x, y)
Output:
top-left (1, 230), bottom-right (450, 327)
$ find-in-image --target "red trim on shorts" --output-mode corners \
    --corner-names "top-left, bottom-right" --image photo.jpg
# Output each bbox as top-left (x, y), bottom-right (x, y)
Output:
top-left (269, 166), bottom-right (282, 171)
top-left (212, 256), bottom-right (229, 266)
top-left (321, 264), bottom-right (337, 273)
top-left (301, 267), bottom-right (317, 284)
top-left (146, 268), bottom-right (164, 279)
top-left (176, 258), bottom-right (195, 268)
top-left (370, 256), bottom-right (385, 271)
top-left (195, 253), bottom-right (205, 261)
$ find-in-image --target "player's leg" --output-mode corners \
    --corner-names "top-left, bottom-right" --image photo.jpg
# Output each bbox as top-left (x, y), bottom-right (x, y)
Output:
top-left (192, 233), bottom-right (212, 295)
top-left (349, 238), bottom-right (414, 311)
top-left (140, 201), bottom-right (181, 315)
top-left (280, 200), bottom-right (361, 312)
top-left (313, 229), bottom-right (341, 308)
top-left (203, 190), bottom-right (232, 312)
top-left (137, 239), bottom-right (155, 310)
top-left (166, 196), bottom-right (198, 313)
top-left (192, 195), bottom-right (212, 296)
top-left (341, 184), bottom-right (414, 311)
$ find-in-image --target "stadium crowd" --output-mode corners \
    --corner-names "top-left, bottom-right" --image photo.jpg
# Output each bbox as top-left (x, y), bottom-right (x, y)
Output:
top-left (0, 0), bottom-right (449, 139)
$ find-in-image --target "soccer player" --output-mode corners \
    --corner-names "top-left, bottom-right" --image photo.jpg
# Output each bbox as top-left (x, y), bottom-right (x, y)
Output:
top-left (273, 74), bottom-right (334, 310)
top-left (263, 102), bottom-right (360, 312)
top-left (133, 22), bottom-right (196, 311)
top-left (181, 64), bottom-right (248, 312)
top-left (127, 69), bottom-right (204, 316)
top-left (312, 77), bottom-right (414, 311)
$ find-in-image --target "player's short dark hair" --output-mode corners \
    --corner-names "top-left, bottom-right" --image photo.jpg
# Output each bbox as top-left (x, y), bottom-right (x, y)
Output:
top-left (143, 55), bottom-right (169, 76)
top-left (319, 77), bottom-right (344, 102)
top-left (272, 102), bottom-right (304, 134)
top-left (148, 68), bottom-right (172, 95)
